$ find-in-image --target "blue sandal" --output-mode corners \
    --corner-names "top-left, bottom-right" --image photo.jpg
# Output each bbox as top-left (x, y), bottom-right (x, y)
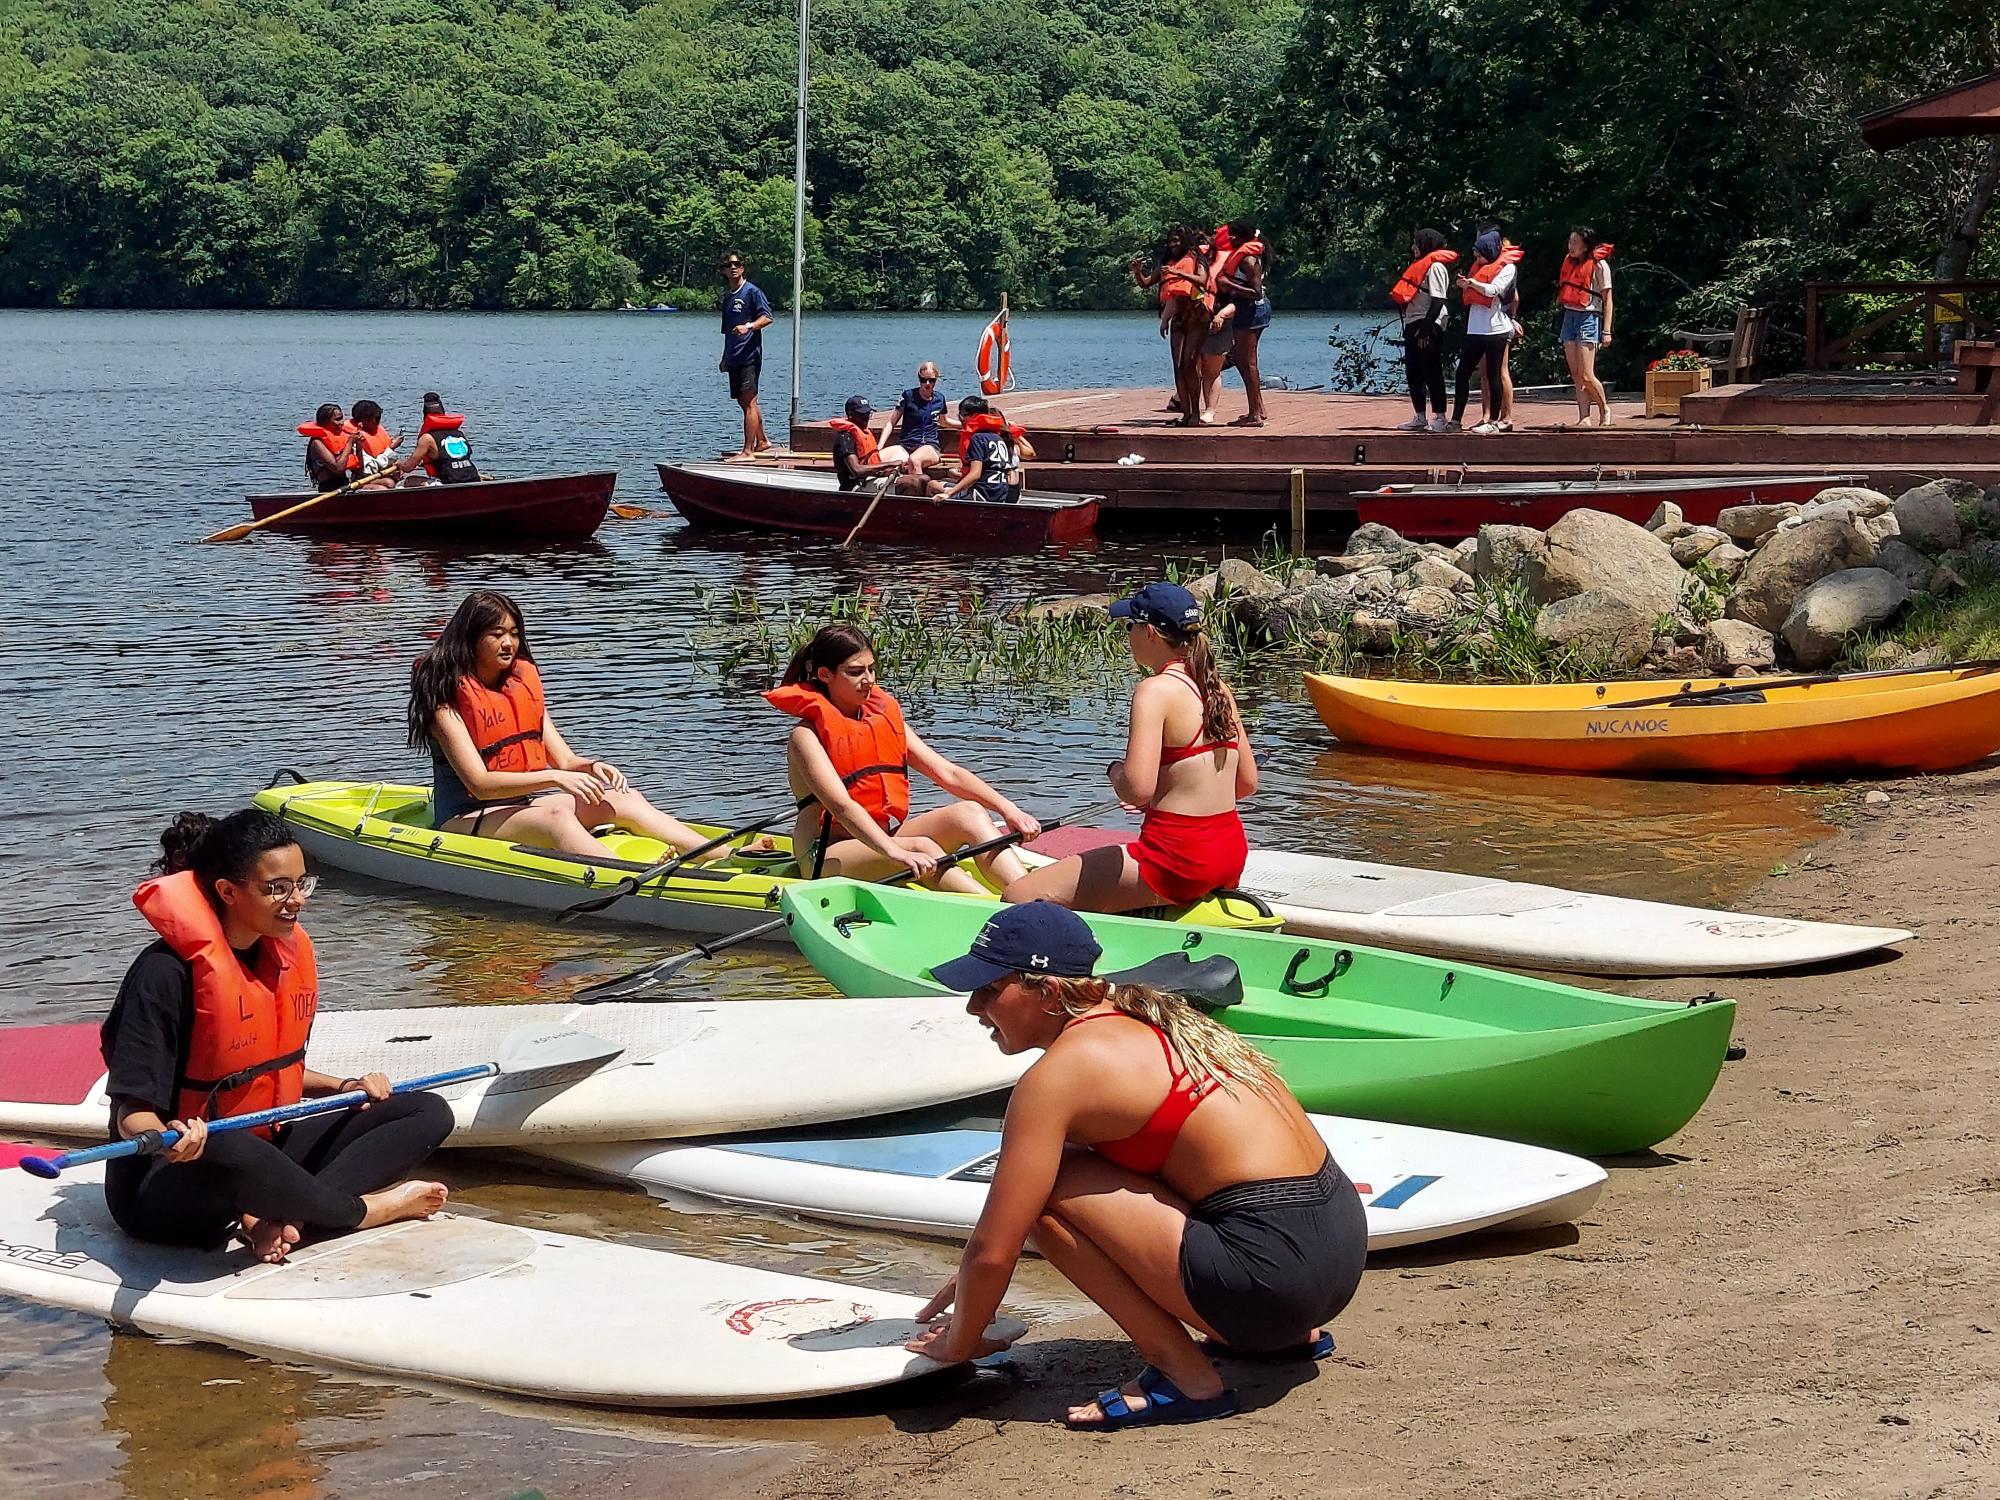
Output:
top-left (1066, 1366), bottom-right (1239, 1431)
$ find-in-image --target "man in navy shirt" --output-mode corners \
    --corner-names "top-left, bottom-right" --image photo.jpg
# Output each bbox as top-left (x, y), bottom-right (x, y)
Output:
top-left (719, 251), bottom-right (774, 457)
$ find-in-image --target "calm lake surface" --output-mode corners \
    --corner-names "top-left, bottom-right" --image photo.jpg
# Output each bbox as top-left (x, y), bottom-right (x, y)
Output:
top-left (0, 309), bottom-right (1831, 1498)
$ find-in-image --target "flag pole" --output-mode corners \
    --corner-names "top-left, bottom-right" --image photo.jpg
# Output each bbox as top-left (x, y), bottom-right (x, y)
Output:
top-left (788, 0), bottom-right (810, 437)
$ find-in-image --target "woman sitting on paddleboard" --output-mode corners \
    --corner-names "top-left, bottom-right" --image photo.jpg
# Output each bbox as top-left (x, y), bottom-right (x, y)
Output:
top-left (1004, 581), bottom-right (1254, 912)
top-left (411, 589), bottom-right (715, 861)
top-left (906, 901), bottom-right (1366, 1430)
top-left (768, 622), bottom-right (1040, 890)
top-left (100, 810), bottom-right (454, 1264)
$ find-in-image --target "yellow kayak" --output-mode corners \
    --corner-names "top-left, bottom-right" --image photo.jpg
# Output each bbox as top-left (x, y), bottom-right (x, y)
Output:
top-left (1304, 665), bottom-right (2000, 776)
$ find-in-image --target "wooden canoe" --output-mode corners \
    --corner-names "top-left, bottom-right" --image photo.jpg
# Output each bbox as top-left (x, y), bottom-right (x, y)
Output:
top-left (1304, 666), bottom-right (2000, 777)
top-left (1352, 472), bottom-right (1865, 540)
top-left (657, 462), bottom-right (1100, 548)
top-left (245, 472), bottom-right (617, 540)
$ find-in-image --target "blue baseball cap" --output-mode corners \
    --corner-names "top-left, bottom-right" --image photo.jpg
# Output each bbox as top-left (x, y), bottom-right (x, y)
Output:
top-left (1109, 581), bottom-right (1202, 633)
top-left (929, 901), bottom-right (1103, 992)
top-left (845, 395), bottom-right (872, 421)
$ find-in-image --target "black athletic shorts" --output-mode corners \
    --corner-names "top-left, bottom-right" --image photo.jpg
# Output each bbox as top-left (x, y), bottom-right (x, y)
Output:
top-left (727, 359), bottom-right (761, 401)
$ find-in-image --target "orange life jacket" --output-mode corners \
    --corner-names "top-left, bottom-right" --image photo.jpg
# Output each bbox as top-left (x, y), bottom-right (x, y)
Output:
top-left (298, 423), bottom-right (360, 474)
top-left (133, 870), bottom-right (317, 1134)
top-left (452, 658), bottom-right (549, 773)
top-left (354, 424), bottom-right (397, 458)
top-left (1461, 246), bottom-right (1526, 306)
top-left (420, 412), bottom-right (466, 436)
top-left (1390, 250), bottom-right (1458, 307)
top-left (1216, 237), bottom-right (1268, 287)
top-left (956, 411), bottom-right (1026, 464)
top-left (826, 417), bottom-right (882, 465)
top-left (1557, 244), bottom-right (1615, 310)
top-left (1160, 252), bottom-right (1213, 307)
top-left (763, 682), bottom-right (911, 833)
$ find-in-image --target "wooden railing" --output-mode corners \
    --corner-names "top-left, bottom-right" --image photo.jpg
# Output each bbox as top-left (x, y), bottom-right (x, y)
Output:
top-left (1804, 280), bottom-right (2000, 369)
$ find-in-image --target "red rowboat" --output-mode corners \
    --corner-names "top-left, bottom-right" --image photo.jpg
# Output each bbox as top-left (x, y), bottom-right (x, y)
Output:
top-left (1352, 472), bottom-right (1867, 541)
top-left (658, 462), bottom-right (1099, 549)
top-left (244, 472), bottom-right (617, 541)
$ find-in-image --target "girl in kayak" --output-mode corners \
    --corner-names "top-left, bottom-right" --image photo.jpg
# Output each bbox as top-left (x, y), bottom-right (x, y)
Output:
top-left (410, 589), bottom-right (714, 860)
top-left (100, 810), bottom-right (454, 1265)
top-left (1004, 581), bottom-right (1254, 911)
top-left (906, 901), bottom-right (1366, 1430)
top-left (767, 622), bottom-right (1040, 890)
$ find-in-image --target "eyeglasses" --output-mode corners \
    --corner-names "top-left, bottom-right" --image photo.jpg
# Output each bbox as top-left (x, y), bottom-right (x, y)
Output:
top-left (722, 261), bottom-right (742, 269)
top-left (252, 875), bottom-right (318, 900)
top-left (918, 375), bottom-right (938, 385)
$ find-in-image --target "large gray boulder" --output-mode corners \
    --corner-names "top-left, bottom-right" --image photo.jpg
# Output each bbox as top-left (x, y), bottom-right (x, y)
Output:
top-left (1344, 521), bottom-right (1412, 557)
top-left (1705, 541), bottom-right (1751, 581)
top-left (1670, 526), bottom-right (1731, 567)
top-left (1523, 509), bottom-right (1685, 619)
top-left (1700, 618), bottom-right (1776, 673)
top-left (1802, 485), bottom-right (1894, 521)
top-left (1533, 591), bottom-right (1656, 670)
top-left (1872, 537), bottom-right (1937, 593)
top-left (1891, 481), bottom-right (1966, 554)
top-left (1780, 569), bottom-right (1911, 669)
top-left (1472, 524), bottom-right (1546, 583)
top-left (1399, 586), bottom-right (1464, 630)
top-left (1187, 556), bottom-right (1283, 602)
top-left (1408, 555), bottom-right (1473, 592)
top-left (1725, 516), bottom-right (1878, 631)
top-left (1646, 500), bottom-right (1685, 532)
top-left (1715, 502), bottom-right (1800, 544)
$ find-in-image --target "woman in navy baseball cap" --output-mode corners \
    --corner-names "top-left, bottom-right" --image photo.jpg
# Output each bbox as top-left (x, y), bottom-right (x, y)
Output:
top-left (905, 900), bottom-right (1367, 1432)
top-left (1004, 581), bottom-right (1256, 912)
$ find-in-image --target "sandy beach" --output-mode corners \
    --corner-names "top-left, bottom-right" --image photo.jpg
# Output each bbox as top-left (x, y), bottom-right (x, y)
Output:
top-left (755, 765), bottom-right (2000, 1500)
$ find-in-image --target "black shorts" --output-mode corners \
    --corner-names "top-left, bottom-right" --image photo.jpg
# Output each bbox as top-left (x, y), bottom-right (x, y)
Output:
top-left (1179, 1155), bottom-right (1368, 1351)
top-left (727, 359), bottom-right (761, 401)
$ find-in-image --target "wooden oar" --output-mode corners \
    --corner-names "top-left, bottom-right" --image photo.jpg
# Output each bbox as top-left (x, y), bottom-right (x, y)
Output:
top-left (203, 466), bottom-right (389, 544)
top-left (1608, 657), bottom-right (2000, 711)
top-left (558, 803), bottom-right (800, 921)
top-left (841, 475), bottom-right (898, 548)
top-left (575, 797), bottom-right (1125, 1002)
top-left (16, 1023), bottom-right (623, 1178)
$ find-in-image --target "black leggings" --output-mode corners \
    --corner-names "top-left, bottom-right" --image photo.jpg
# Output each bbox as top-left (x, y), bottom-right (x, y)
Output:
top-left (104, 1092), bottom-right (454, 1249)
top-left (1403, 321), bottom-right (1446, 416)
top-left (1454, 332), bottom-right (1512, 422)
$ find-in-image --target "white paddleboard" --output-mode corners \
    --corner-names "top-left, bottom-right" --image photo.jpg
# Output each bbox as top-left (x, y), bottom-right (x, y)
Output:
top-left (0, 1148), bottom-right (1022, 1406)
top-left (528, 1111), bottom-right (1607, 1252)
top-left (1022, 827), bottom-right (1908, 975)
top-left (0, 999), bottom-right (1026, 1146)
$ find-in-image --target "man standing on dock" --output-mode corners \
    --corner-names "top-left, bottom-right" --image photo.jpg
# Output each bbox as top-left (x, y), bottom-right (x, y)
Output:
top-left (720, 251), bottom-right (774, 459)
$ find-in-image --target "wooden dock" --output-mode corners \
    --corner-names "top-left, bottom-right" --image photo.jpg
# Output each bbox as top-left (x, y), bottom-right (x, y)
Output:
top-left (786, 385), bottom-right (2000, 534)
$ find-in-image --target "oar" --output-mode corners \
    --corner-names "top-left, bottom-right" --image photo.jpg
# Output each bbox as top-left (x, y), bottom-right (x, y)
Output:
top-left (610, 502), bottom-right (652, 519)
top-left (557, 804), bottom-right (800, 921)
top-left (203, 466), bottom-right (387, 544)
top-left (841, 474), bottom-right (897, 548)
top-left (575, 796), bottom-right (1125, 1002)
top-left (1607, 657), bottom-right (2000, 711)
top-left (16, 1023), bottom-right (622, 1179)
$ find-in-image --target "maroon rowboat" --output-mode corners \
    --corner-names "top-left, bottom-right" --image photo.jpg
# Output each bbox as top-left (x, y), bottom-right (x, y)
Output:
top-left (245, 472), bottom-right (617, 541)
top-left (658, 462), bottom-right (1100, 549)
top-left (1352, 472), bottom-right (1867, 541)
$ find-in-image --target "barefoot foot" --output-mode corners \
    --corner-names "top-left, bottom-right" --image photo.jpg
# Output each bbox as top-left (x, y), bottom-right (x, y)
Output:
top-left (238, 1214), bottom-right (303, 1264)
top-left (358, 1179), bottom-right (450, 1230)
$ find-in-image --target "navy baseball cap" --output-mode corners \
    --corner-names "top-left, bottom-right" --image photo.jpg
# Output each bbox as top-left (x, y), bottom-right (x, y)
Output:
top-left (845, 395), bottom-right (872, 421)
top-left (929, 902), bottom-right (1103, 992)
top-left (1109, 581), bottom-right (1203, 633)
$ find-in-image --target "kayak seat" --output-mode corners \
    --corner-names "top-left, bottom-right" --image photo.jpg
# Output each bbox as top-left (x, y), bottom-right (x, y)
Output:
top-left (1104, 953), bottom-right (1244, 1013)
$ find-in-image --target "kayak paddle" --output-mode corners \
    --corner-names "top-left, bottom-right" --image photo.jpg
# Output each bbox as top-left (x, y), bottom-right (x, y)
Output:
top-left (1607, 657), bottom-right (2000, 711)
top-left (202, 466), bottom-right (391, 544)
top-left (575, 796), bottom-right (1125, 1002)
top-left (841, 474), bottom-right (898, 548)
top-left (558, 803), bottom-right (800, 921)
top-left (16, 1023), bottom-right (623, 1179)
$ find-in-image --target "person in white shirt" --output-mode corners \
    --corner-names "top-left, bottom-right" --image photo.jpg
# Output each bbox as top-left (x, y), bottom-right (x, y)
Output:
top-left (1453, 228), bottom-right (1521, 433)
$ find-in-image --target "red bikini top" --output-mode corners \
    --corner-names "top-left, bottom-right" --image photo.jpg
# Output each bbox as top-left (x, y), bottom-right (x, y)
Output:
top-left (1065, 1013), bottom-right (1218, 1175)
top-left (1156, 664), bottom-right (1237, 766)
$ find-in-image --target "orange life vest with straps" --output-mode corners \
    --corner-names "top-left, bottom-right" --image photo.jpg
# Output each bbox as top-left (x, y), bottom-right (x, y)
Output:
top-left (1216, 237), bottom-right (1267, 287)
top-left (1557, 244), bottom-right (1614, 310)
top-left (956, 411), bottom-right (1026, 464)
top-left (298, 423), bottom-right (360, 477)
top-left (764, 682), bottom-right (911, 834)
top-left (452, 659), bottom-right (549, 773)
top-left (826, 418), bottom-right (882, 465)
top-left (420, 412), bottom-right (466, 437)
top-left (133, 870), bottom-right (318, 1134)
top-left (1390, 250), bottom-right (1458, 307)
top-left (1461, 246), bottom-right (1526, 306)
top-left (1160, 252), bottom-right (1213, 307)
top-left (354, 424), bottom-right (397, 458)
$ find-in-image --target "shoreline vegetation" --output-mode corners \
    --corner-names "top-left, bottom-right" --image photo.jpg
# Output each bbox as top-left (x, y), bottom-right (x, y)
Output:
top-left (693, 481), bottom-right (2000, 691)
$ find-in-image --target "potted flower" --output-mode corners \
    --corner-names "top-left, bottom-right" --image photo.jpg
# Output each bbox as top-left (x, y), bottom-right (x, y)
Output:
top-left (1645, 349), bottom-right (1712, 416)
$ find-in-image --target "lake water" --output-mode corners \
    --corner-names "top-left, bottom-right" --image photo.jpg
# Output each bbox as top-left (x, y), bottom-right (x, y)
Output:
top-left (0, 309), bottom-right (1829, 1498)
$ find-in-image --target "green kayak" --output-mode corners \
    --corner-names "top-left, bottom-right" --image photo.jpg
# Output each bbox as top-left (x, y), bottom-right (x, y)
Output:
top-left (779, 879), bottom-right (1736, 1156)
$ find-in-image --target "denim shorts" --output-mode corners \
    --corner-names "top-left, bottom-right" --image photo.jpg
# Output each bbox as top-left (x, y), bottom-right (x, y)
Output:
top-left (1561, 309), bottom-right (1603, 344)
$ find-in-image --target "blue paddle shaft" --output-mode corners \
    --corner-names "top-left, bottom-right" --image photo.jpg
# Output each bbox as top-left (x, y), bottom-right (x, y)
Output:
top-left (17, 1064), bottom-right (495, 1179)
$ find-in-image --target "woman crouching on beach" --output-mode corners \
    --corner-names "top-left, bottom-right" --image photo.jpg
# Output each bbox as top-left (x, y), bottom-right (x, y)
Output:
top-left (767, 622), bottom-right (1040, 888)
top-left (905, 901), bottom-right (1367, 1430)
top-left (101, 810), bottom-right (453, 1264)
top-left (1004, 581), bottom-right (1253, 912)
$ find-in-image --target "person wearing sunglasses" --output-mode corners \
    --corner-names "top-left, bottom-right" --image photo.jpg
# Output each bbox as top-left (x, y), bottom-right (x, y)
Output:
top-left (718, 251), bottom-right (774, 459)
top-left (98, 809), bottom-right (455, 1265)
top-left (878, 361), bottom-right (952, 484)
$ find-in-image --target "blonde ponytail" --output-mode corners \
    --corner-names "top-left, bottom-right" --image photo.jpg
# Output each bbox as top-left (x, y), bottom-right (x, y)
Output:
top-left (1027, 973), bottom-right (1284, 1103)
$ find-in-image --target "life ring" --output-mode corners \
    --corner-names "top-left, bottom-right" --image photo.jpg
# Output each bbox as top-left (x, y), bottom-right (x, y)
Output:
top-left (977, 314), bottom-right (1012, 396)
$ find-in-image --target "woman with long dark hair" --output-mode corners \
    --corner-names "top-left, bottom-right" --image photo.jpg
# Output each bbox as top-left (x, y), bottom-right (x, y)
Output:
top-left (766, 622), bottom-right (1039, 889)
top-left (1392, 227), bottom-right (1454, 431)
top-left (1213, 221), bottom-right (1271, 427)
top-left (408, 590), bottom-right (710, 859)
top-left (905, 901), bottom-right (1366, 1431)
top-left (100, 809), bottom-right (454, 1264)
top-left (1557, 225), bottom-right (1615, 426)
top-left (1003, 581), bottom-right (1255, 912)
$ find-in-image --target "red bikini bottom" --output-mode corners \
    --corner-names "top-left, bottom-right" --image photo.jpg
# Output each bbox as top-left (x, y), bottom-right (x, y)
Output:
top-left (1128, 807), bottom-right (1248, 905)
